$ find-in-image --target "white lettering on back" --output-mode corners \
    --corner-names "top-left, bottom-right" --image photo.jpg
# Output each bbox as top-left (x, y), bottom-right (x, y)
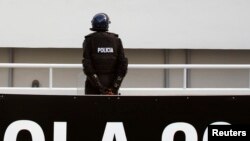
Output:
top-left (97, 47), bottom-right (114, 53)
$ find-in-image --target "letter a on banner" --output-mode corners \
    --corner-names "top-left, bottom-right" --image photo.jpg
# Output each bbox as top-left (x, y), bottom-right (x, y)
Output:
top-left (102, 122), bottom-right (127, 141)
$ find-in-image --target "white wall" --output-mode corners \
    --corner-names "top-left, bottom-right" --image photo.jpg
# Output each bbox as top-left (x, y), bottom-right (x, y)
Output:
top-left (189, 50), bottom-right (250, 88)
top-left (123, 49), bottom-right (165, 88)
top-left (0, 0), bottom-right (250, 49)
top-left (13, 49), bottom-right (82, 87)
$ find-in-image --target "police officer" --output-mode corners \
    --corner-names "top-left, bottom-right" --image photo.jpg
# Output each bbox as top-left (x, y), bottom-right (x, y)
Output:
top-left (82, 13), bottom-right (128, 95)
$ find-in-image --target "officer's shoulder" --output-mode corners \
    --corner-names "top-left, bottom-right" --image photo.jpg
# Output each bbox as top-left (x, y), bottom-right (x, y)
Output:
top-left (107, 32), bottom-right (119, 38)
top-left (84, 33), bottom-right (95, 38)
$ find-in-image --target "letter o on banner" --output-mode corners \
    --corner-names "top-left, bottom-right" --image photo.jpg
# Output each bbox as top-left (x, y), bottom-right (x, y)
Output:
top-left (162, 122), bottom-right (198, 141)
top-left (4, 120), bottom-right (45, 141)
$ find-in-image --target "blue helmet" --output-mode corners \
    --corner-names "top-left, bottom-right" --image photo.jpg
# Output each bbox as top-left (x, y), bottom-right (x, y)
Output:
top-left (90, 13), bottom-right (111, 31)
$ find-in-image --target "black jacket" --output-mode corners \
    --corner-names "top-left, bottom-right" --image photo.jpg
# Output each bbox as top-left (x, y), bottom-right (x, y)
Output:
top-left (82, 31), bottom-right (128, 94)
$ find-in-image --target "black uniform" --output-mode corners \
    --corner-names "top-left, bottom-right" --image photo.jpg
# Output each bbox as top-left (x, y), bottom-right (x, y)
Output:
top-left (82, 31), bottom-right (128, 95)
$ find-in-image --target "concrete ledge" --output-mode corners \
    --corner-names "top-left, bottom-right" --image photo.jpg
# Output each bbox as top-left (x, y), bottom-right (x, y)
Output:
top-left (1, 87), bottom-right (250, 96)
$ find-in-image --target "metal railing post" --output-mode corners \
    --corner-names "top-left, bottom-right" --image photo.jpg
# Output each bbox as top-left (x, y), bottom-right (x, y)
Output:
top-left (49, 67), bottom-right (53, 88)
top-left (183, 68), bottom-right (187, 89)
top-left (249, 69), bottom-right (250, 88)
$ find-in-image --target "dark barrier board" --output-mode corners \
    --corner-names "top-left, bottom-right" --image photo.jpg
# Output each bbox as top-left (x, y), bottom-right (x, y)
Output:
top-left (0, 94), bottom-right (250, 141)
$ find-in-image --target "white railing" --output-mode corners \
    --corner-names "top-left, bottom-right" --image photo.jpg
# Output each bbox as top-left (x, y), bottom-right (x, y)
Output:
top-left (0, 63), bottom-right (80, 88)
top-left (1, 63), bottom-right (250, 95)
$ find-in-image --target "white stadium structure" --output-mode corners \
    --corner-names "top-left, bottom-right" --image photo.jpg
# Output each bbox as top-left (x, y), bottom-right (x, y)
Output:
top-left (1, 0), bottom-right (250, 95)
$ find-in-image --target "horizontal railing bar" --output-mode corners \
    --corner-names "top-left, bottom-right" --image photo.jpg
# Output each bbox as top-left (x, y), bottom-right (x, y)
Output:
top-left (129, 64), bottom-right (250, 69)
top-left (1, 63), bottom-right (250, 94)
top-left (1, 63), bottom-right (250, 69)
top-left (1, 87), bottom-right (250, 96)
top-left (0, 63), bottom-right (81, 68)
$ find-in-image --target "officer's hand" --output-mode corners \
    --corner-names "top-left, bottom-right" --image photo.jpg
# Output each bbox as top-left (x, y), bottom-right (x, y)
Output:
top-left (98, 86), bottom-right (107, 94)
top-left (105, 89), bottom-right (115, 95)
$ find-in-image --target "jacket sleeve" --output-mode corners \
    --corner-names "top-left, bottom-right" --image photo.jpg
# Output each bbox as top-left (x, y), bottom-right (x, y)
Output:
top-left (111, 38), bottom-right (128, 93)
top-left (82, 37), bottom-right (106, 92)
top-left (116, 38), bottom-right (128, 77)
top-left (82, 37), bottom-right (96, 76)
